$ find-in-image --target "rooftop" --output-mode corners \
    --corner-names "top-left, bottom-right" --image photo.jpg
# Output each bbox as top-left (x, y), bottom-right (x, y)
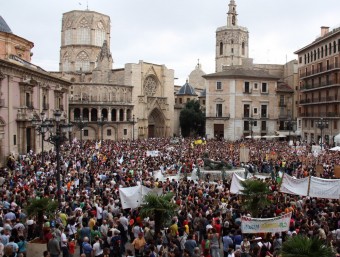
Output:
top-left (0, 16), bottom-right (12, 34)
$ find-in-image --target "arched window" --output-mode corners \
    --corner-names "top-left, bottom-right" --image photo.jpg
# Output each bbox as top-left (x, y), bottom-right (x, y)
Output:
top-left (242, 42), bottom-right (245, 55)
top-left (219, 42), bottom-right (223, 55)
top-left (91, 109), bottom-right (98, 121)
top-left (321, 46), bottom-right (324, 58)
top-left (83, 108), bottom-right (89, 120)
top-left (63, 52), bottom-right (71, 72)
top-left (334, 41), bottom-right (337, 54)
top-left (95, 21), bottom-right (106, 46)
top-left (325, 45), bottom-right (328, 57)
top-left (111, 109), bottom-right (117, 121)
top-left (77, 18), bottom-right (90, 44)
top-left (329, 43), bottom-right (332, 55)
top-left (75, 51), bottom-right (90, 72)
top-left (317, 48), bottom-right (320, 59)
top-left (119, 109), bottom-right (124, 121)
top-left (64, 29), bottom-right (72, 45)
top-left (101, 108), bottom-right (108, 120)
top-left (74, 108), bottom-right (81, 119)
top-left (314, 50), bottom-right (316, 61)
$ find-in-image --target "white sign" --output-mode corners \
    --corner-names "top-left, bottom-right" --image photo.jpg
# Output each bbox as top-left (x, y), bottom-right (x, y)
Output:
top-left (119, 185), bottom-right (163, 209)
top-left (146, 150), bottom-right (160, 157)
top-left (241, 213), bottom-right (292, 234)
top-left (280, 174), bottom-right (309, 196)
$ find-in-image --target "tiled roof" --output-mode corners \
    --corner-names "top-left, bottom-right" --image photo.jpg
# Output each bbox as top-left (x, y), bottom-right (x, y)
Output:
top-left (177, 81), bottom-right (197, 96)
top-left (277, 83), bottom-right (294, 92)
top-left (204, 68), bottom-right (280, 79)
top-left (0, 16), bottom-right (12, 34)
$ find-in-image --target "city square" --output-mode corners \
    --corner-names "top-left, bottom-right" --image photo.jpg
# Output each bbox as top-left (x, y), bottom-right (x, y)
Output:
top-left (1, 0), bottom-right (340, 256)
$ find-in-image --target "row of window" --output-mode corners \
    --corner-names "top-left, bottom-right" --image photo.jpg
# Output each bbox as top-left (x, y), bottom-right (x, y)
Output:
top-left (300, 57), bottom-right (339, 78)
top-left (300, 39), bottom-right (340, 64)
top-left (214, 103), bottom-right (268, 117)
top-left (64, 28), bottom-right (106, 47)
top-left (219, 41), bottom-right (246, 56)
top-left (82, 128), bottom-right (128, 137)
top-left (216, 81), bottom-right (268, 93)
top-left (303, 119), bottom-right (337, 129)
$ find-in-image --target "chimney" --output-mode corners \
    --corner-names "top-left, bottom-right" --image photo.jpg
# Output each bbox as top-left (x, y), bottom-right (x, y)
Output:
top-left (321, 26), bottom-right (330, 37)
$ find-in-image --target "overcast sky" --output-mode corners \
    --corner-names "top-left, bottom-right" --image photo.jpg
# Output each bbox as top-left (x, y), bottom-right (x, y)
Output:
top-left (2, 0), bottom-right (340, 85)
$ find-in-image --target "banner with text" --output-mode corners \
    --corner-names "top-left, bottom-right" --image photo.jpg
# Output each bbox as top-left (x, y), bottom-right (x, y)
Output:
top-left (241, 213), bottom-right (292, 234)
top-left (309, 176), bottom-right (340, 199)
top-left (280, 174), bottom-right (309, 196)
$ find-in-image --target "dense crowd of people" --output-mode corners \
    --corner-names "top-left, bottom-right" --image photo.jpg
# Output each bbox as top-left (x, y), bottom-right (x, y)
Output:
top-left (1, 137), bottom-right (340, 257)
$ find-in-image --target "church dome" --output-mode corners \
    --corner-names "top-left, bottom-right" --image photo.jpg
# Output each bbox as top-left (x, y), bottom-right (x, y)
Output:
top-left (177, 80), bottom-right (197, 96)
top-left (0, 16), bottom-right (13, 34)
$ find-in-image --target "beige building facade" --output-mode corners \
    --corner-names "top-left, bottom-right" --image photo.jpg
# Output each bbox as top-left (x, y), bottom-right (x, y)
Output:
top-left (295, 26), bottom-right (340, 144)
top-left (0, 17), bottom-right (71, 167)
top-left (56, 10), bottom-right (174, 141)
top-left (205, 0), bottom-right (298, 140)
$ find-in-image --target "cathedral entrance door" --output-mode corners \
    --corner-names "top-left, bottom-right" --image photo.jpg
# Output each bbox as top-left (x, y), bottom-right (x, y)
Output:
top-left (148, 108), bottom-right (165, 138)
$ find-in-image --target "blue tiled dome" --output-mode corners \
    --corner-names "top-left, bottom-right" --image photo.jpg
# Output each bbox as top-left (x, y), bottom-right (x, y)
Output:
top-left (177, 80), bottom-right (197, 96)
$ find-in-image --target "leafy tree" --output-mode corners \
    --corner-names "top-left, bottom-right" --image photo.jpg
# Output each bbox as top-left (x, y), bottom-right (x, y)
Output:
top-left (25, 197), bottom-right (58, 241)
top-left (139, 192), bottom-right (178, 236)
top-left (240, 179), bottom-right (271, 217)
top-left (179, 100), bottom-right (205, 137)
top-left (280, 235), bottom-right (335, 257)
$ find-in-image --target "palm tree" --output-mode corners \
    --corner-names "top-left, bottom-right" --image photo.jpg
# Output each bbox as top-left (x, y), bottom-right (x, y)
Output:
top-left (25, 197), bottom-right (58, 241)
top-left (240, 179), bottom-right (271, 217)
top-left (280, 235), bottom-right (335, 257)
top-left (139, 192), bottom-right (178, 236)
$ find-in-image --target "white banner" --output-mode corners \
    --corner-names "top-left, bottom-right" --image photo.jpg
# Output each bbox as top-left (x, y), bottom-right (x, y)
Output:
top-left (146, 150), bottom-right (160, 157)
top-left (280, 174), bottom-right (309, 196)
top-left (241, 213), bottom-right (292, 234)
top-left (309, 176), bottom-right (340, 199)
top-left (230, 173), bottom-right (245, 194)
top-left (119, 185), bottom-right (163, 209)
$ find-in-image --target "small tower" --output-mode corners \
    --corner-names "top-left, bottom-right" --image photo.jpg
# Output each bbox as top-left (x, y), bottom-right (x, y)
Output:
top-left (215, 0), bottom-right (249, 72)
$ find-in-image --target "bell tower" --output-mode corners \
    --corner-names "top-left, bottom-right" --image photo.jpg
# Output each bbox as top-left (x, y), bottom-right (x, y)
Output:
top-left (215, 0), bottom-right (249, 72)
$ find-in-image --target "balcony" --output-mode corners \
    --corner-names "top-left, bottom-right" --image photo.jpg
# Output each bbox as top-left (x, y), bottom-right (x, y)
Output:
top-left (299, 112), bottom-right (340, 118)
top-left (300, 63), bottom-right (340, 78)
top-left (300, 81), bottom-right (339, 91)
top-left (299, 96), bottom-right (340, 105)
top-left (260, 114), bottom-right (270, 119)
top-left (206, 113), bottom-right (230, 120)
top-left (0, 99), bottom-right (4, 107)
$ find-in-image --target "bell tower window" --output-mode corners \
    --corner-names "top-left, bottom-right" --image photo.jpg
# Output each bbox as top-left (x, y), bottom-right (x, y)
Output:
top-left (219, 42), bottom-right (223, 55)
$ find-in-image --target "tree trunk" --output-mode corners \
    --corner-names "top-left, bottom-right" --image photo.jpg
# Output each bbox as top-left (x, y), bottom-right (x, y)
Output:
top-left (154, 210), bottom-right (162, 237)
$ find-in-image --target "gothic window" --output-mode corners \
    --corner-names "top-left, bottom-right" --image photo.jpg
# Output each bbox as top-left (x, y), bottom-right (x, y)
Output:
top-left (242, 42), bottom-right (245, 55)
top-left (65, 29), bottom-right (72, 45)
top-left (63, 52), bottom-right (71, 72)
top-left (75, 51), bottom-right (90, 72)
top-left (143, 76), bottom-right (158, 96)
top-left (95, 21), bottom-right (106, 46)
top-left (219, 42), bottom-right (223, 55)
top-left (77, 18), bottom-right (90, 44)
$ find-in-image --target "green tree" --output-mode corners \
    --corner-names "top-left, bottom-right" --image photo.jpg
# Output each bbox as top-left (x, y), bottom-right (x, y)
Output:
top-left (25, 197), bottom-right (58, 241)
top-left (280, 235), bottom-right (335, 257)
top-left (240, 179), bottom-right (271, 217)
top-left (179, 100), bottom-right (205, 137)
top-left (139, 192), bottom-right (178, 236)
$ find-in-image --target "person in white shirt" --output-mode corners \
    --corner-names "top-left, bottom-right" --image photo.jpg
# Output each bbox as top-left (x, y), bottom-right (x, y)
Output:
top-left (93, 236), bottom-right (104, 257)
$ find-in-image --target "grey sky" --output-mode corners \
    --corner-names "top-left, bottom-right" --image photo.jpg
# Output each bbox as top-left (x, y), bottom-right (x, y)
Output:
top-left (2, 0), bottom-right (340, 85)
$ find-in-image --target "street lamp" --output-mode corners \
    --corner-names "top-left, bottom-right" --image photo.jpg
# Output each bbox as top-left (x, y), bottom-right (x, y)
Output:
top-left (42, 110), bottom-right (72, 208)
top-left (97, 115), bottom-right (107, 142)
top-left (248, 117), bottom-right (255, 139)
top-left (316, 118), bottom-right (328, 150)
top-left (32, 112), bottom-right (51, 165)
top-left (73, 115), bottom-right (88, 149)
top-left (131, 114), bottom-right (136, 141)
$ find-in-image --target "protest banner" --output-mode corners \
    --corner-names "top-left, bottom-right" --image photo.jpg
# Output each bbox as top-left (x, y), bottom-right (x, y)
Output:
top-left (241, 213), bottom-right (291, 234)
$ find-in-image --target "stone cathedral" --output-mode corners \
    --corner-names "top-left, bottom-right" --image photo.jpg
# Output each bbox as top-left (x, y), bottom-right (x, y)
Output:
top-left (55, 10), bottom-right (174, 141)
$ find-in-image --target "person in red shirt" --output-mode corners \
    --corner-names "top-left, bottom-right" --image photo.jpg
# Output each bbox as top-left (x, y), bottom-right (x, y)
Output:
top-left (68, 238), bottom-right (76, 257)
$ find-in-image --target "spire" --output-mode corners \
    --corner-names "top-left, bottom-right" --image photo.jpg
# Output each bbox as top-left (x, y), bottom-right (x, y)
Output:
top-left (227, 0), bottom-right (238, 27)
top-left (98, 40), bottom-right (112, 62)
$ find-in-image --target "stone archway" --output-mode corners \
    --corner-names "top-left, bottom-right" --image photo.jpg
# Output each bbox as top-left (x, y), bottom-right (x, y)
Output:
top-left (148, 108), bottom-right (165, 138)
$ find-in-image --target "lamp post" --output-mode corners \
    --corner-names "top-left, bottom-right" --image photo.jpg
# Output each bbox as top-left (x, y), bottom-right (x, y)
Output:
top-left (41, 110), bottom-right (72, 208)
top-left (131, 114), bottom-right (136, 141)
top-left (316, 118), bottom-right (328, 150)
top-left (97, 115), bottom-right (106, 142)
top-left (32, 112), bottom-right (50, 165)
top-left (248, 117), bottom-right (255, 139)
top-left (286, 119), bottom-right (295, 141)
top-left (73, 115), bottom-right (88, 149)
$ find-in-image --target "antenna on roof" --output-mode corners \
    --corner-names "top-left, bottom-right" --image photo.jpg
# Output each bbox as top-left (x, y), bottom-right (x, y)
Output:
top-left (86, 0), bottom-right (89, 10)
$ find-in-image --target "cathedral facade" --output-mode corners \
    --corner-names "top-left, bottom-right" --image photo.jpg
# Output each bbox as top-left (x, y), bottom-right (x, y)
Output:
top-left (56, 10), bottom-right (174, 141)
